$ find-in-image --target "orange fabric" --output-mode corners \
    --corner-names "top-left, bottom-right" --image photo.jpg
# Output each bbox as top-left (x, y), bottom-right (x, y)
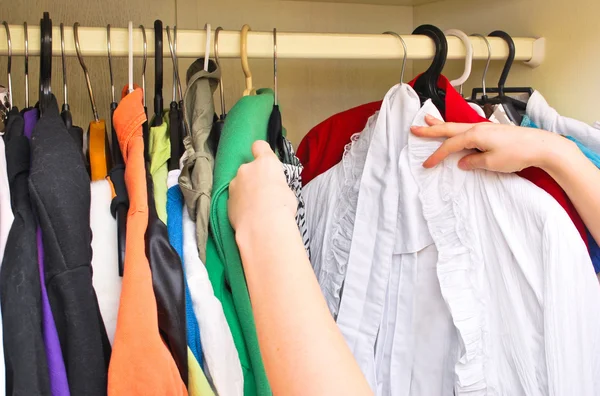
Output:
top-left (89, 119), bottom-right (109, 181)
top-left (106, 176), bottom-right (117, 200)
top-left (108, 87), bottom-right (187, 396)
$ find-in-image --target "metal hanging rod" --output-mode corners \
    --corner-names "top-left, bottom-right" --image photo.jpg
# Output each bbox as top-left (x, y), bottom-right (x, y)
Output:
top-left (0, 24), bottom-right (545, 68)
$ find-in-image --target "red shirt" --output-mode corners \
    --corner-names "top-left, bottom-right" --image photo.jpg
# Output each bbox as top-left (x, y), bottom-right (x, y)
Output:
top-left (298, 76), bottom-right (588, 248)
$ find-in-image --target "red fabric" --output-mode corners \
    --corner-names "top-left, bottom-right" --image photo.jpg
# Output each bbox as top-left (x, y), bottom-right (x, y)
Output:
top-left (297, 101), bottom-right (382, 185)
top-left (297, 76), bottom-right (588, 248)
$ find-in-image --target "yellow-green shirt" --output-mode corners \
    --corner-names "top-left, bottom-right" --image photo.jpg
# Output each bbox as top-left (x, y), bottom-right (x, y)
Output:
top-left (149, 112), bottom-right (171, 223)
top-left (188, 348), bottom-right (215, 396)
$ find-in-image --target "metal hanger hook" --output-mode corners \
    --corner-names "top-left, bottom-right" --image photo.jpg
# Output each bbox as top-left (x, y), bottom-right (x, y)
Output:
top-left (74, 22), bottom-right (99, 122)
top-left (24, 22), bottom-right (29, 108)
top-left (214, 26), bottom-right (226, 116)
top-left (470, 33), bottom-right (491, 98)
top-left (273, 28), bottom-right (278, 106)
top-left (107, 24), bottom-right (115, 103)
top-left (60, 23), bottom-right (68, 106)
top-left (139, 24), bottom-right (147, 107)
top-left (166, 26), bottom-right (183, 105)
top-left (383, 31), bottom-right (407, 84)
top-left (3, 21), bottom-right (12, 109)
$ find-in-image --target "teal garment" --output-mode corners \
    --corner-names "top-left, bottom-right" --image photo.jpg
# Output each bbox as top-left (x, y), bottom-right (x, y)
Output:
top-left (521, 115), bottom-right (600, 273)
top-left (167, 184), bottom-right (203, 367)
top-left (206, 89), bottom-right (273, 396)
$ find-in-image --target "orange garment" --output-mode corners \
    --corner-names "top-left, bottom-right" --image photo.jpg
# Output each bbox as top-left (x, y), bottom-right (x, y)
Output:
top-left (108, 87), bottom-right (187, 396)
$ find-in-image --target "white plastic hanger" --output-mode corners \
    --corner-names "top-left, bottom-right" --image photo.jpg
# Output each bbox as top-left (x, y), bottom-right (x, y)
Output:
top-left (128, 21), bottom-right (133, 93)
top-left (204, 23), bottom-right (211, 71)
top-left (445, 29), bottom-right (473, 94)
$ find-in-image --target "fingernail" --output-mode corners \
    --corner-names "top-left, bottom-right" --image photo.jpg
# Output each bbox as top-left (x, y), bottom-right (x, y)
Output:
top-left (410, 126), bottom-right (419, 132)
top-left (458, 159), bottom-right (471, 170)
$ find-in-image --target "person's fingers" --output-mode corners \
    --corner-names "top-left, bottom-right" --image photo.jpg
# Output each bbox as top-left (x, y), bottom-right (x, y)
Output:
top-left (411, 121), bottom-right (475, 139)
top-left (251, 140), bottom-right (274, 159)
top-left (458, 152), bottom-right (491, 171)
top-left (424, 114), bottom-right (445, 126)
top-left (422, 131), bottom-right (480, 168)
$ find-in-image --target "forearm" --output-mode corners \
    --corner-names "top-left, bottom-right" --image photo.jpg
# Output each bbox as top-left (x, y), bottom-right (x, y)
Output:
top-left (235, 212), bottom-right (372, 396)
top-left (539, 135), bottom-right (600, 245)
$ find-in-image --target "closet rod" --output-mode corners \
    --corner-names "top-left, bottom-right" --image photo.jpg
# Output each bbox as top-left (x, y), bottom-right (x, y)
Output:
top-left (0, 25), bottom-right (546, 68)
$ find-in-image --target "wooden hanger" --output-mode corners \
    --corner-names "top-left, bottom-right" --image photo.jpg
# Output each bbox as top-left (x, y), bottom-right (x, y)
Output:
top-left (241, 24), bottom-right (255, 96)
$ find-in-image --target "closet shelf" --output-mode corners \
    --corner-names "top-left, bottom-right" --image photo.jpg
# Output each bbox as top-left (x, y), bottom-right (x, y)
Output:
top-left (0, 25), bottom-right (545, 68)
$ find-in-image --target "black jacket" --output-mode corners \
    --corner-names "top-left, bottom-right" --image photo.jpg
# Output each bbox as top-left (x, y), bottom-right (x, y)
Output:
top-left (1, 108), bottom-right (52, 396)
top-left (28, 96), bottom-right (111, 396)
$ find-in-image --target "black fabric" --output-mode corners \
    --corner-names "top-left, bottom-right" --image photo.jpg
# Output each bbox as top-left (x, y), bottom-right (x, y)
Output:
top-left (109, 165), bottom-right (128, 217)
top-left (28, 95), bottom-right (111, 396)
top-left (144, 162), bottom-right (188, 385)
top-left (168, 104), bottom-right (180, 171)
top-left (1, 109), bottom-right (52, 396)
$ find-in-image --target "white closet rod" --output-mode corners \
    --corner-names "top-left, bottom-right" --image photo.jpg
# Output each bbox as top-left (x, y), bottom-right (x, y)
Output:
top-left (0, 25), bottom-right (546, 68)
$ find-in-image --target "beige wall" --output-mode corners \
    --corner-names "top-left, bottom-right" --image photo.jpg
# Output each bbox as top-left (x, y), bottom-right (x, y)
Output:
top-left (413, 0), bottom-right (599, 125)
top-left (1, 0), bottom-right (413, 145)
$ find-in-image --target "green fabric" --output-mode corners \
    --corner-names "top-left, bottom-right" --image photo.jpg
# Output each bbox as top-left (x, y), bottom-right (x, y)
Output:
top-left (206, 89), bottom-right (273, 396)
top-left (149, 111), bottom-right (171, 223)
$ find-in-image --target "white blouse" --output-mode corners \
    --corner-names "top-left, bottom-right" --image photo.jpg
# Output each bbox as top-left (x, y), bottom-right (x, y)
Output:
top-left (305, 86), bottom-right (600, 395)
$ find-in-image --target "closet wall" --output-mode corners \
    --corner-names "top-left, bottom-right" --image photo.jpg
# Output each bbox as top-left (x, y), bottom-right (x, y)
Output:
top-left (0, 0), bottom-right (413, 145)
top-left (414, 0), bottom-right (600, 125)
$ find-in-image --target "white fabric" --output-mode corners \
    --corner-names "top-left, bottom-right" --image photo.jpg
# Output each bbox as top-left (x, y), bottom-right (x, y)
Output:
top-left (90, 179), bottom-right (121, 345)
top-left (489, 103), bottom-right (516, 125)
top-left (167, 169), bottom-right (180, 189)
top-left (182, 206), bottom-right (243, 396)
top-left (0, 136), bottom-right (11, 396)
top-left (468, 102), bottom-right (486, 118)
top-left (306, 85), bottom-right (457, 395)
top-left (528, 90), bottom-right (600, 151)
top-left (410, 100), bottom-right (600, 395)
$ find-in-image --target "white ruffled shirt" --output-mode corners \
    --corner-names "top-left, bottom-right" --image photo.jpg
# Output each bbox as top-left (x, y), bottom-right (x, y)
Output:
top-left (305, 85), bottom-right (600, 395)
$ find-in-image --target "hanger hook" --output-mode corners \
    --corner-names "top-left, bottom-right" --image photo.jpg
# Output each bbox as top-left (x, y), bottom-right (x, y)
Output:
top-left (241, 24), bottom-right (253, 96)
top-left (488, 30), bottom-right (515, 96)
top-left (24, 22), bottom-right (29, 108)
top-left (273, 28), bottom-right (278, 105)
top-left (139, 24), bottom-right (147, 107)
top-left (107, 24), bottom-right (115, 103)
top-left (170, 25), bottom-right (177, 102)
top-left (383, 31), bottom-right (407, 84)
top-left (470, 33), bottom-right (491, 98)
top-left (444, 29), bottom-right (473, 95)
top-left (3, 22), bottom-right (12, 109)
top-left (166, 26), bottom-right (183, 105)
top-left (203, 23), bottom-right (211, 72)
top-left (214, 26), bottom-right (226, 116)
top-left (60, 23), bottom-right (68, 106)
top-left (74, 22), bottom-right (99, 122)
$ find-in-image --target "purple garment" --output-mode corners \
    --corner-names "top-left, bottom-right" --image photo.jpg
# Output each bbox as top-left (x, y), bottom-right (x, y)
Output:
top-left (28, 113), bottom-right (70, 396)
top-left (37, 229), bottom-right (71, 396)
top-left (23, 108), bottom-right (39, 139)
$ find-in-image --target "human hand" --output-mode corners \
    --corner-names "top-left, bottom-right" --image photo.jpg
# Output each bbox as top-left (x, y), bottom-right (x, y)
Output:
top-left (228, 141), bottom-right (297, 231)
top-left (410, 115), bottom-right (567, 173)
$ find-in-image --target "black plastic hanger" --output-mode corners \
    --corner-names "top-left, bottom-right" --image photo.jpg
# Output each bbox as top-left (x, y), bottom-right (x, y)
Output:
top-left (153, 20), bottom-right (163, 127)
top-left (59, 23), bottom-right (72, 129)
top-left (39, 12), bottom-right (52, 116)
top-left (166, 25), bottom-right (183, 171)
top-left (471, 31), bottom-right (531, 124)
top-left (411, 24), bottom-right (447, 114)
top-left (266, 28), bottom-right (289, 162)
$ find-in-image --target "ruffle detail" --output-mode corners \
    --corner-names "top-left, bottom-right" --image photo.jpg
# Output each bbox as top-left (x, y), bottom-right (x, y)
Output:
top-left (408, 127), bottom-right (491, 395)
top-left (319, 114), bottom-right (378, 319)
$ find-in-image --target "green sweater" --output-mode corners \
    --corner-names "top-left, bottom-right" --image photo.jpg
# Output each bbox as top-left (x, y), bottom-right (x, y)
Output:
top-left (206, 89), bottom-right (273, 396)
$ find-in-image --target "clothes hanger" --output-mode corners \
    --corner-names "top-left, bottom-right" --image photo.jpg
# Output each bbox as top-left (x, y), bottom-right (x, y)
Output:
top-left (74, 22), bottom-right (111, 180)
top-left (208, 26), bottom-right (226, 153)
top-left (469, 33), bottom-right (492, 104)
top-left (2, 21), bottom-right (12, 111)
top-left (140, 24), bottom-right (147, 111)
top-left (241, 24), bottom-right (255, 96)
top-left (0, 22), bottom-right (11, 125)
top-left (383, 31), bottom-right (408, 84)
top-left (109, 22), bottom-right (128, 277)
top-left (23, 22), bottom-right (29, 109)
top-left (266, 28), bottom-right (289, 162)
top-left (59, 23), bottom-right (73, 129)
top-left (39, 12), bottom-right (52, 116)
top-left (471, 31), bottom-right (529, 124)
top-left (444, 29), bottom-right (473, 96)
top-left (411, 24), bottom-right (448, 113)
top-left (166, 25), bottom-right (183, 171)
top-left (153, 20), bottom-right (164, 127)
